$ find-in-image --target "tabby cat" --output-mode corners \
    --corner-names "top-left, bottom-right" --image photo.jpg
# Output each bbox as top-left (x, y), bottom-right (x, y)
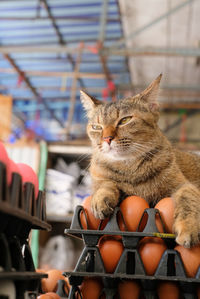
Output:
top-left (80, 74), bottom-right (200, 248)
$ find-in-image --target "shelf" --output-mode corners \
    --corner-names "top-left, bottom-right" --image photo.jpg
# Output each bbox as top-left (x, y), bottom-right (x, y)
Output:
top-left (0, 271), bottom-right (48, 280)
top-left (47, 213), bottom-right (73, 223)
top-left (48, 144), bottom-right (91, 155)
top-left (0, 202), bottom-right (51, 231)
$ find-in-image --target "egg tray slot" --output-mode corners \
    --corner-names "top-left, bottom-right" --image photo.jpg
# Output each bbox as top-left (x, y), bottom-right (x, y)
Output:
top-left (0, 162), bottom-right (51, 233)
top-left (64, 205), bottom-right (200, 298)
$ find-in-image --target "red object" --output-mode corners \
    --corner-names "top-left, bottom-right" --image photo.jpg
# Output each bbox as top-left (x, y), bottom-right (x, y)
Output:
top-left (118, 196), bottom-right (149, 232)
top-left (17, 163), bottom-right (39, 199)
top-left (138, 237), bottom-right (167, 275)
top-left (16, 73), bottom-right (24, 87)
top-left (98, 236), bottom-right (124, 273)
top-left (0, 142), bottom-right (10, 185)
top-left (107, 80), bottom-right (115, 92)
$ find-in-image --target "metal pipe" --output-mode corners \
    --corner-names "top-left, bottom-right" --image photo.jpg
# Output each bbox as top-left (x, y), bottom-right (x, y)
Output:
top-left (98, 0), bottom-right (109, 42)
top-left (103, 46), bottom-right (200, 57)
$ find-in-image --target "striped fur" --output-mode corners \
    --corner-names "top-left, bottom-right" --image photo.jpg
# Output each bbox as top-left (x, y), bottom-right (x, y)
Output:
top-left (80, 75), bottom-right (200, 247)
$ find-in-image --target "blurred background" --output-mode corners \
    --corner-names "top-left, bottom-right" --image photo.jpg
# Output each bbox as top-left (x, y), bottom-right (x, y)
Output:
top-left (0, 0), bottom-right (199, 270)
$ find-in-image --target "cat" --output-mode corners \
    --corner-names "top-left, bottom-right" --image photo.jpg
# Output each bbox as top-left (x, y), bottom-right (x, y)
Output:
top-left (80, 74), bottom-right (200, 248)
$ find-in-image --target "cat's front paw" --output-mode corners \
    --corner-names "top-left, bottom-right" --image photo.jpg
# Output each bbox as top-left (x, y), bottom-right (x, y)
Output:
top-left (91, 189), bottom-right (118, 219)
top-left (173, 218), bottom-right (199, 248)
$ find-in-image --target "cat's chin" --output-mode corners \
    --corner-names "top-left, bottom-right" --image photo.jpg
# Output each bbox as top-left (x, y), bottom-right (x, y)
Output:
top-left (101, 149), bottom-right (135, 161)
top-left (99, 141), bottom-right (136, 161)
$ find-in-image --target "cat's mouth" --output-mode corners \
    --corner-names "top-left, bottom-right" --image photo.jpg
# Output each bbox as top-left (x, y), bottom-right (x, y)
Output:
top-left (100, 140), bottom-right (131, 159)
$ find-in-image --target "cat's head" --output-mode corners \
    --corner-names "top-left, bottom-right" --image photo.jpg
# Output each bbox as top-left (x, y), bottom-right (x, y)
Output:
top-left (80, 74), bottom-right (162, 161)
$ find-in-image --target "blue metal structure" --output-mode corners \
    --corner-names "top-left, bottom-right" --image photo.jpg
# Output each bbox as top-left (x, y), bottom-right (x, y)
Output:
top-left (0, 0), bottom-right (131, 141)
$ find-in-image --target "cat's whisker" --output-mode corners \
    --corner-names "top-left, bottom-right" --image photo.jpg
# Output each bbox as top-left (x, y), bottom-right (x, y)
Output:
top-left (77, 152), bottom-right (91, 163)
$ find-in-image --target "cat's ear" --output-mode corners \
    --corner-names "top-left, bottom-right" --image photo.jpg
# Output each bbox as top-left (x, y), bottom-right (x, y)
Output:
top-left (140, 74), bottom-right (162, 112)
top-left (80, 90), bottom-right (102, 117)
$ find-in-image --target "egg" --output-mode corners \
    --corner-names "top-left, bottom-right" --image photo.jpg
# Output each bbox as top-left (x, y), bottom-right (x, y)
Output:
top-left (98, 236), bottom-right (124, 273)
top-left (41, 269), bottom-right (64, 293)
top-left (175, 243), bottom-right (200, 277)
top-left (80, 196), bottom-right (108, 230)
top-left (17, 163), bottom-right (39, 199)
top-left (138, 237), bottom-right (167, 275)
top-left (118, 280), bottom-right (140, 299)
top-left (36, 268), bottom-right (46, 273)
top-left (155, 197), bottom-right (175, 233)
top-left (76, 277), bottom-right (103, 299)
top-left (38, 292), bottom-right (60, 299)
top-left (0, 142), bottom-right (10, 185)
top-left (118, 196), bottom-right (149, 231)
top-left (157, 281), bottom-right (180, 299)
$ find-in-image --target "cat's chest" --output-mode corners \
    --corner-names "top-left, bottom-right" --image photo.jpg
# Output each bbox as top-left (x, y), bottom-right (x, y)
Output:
top-left (100, 162), bottom-right (171, 203)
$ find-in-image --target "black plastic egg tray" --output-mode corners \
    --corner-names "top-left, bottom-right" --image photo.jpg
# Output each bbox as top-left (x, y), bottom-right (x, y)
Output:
top-left (64, 205), bottom-right (200, 299)
top-left (0, 162), bottom-right (51, 299)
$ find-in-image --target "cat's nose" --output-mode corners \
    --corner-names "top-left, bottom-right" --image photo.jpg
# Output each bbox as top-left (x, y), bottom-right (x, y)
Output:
top-left (103, 136), bottom-right (114, 145)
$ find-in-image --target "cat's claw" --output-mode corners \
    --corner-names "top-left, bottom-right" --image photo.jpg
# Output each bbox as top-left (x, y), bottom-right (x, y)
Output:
top-left (174, 218), bottom-right (199, 248)
top-left (91, 194), bottom-right (117, 219)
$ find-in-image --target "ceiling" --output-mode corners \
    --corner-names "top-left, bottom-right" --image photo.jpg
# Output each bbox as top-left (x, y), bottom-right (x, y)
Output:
top-left (0, 0), bottom-right (199, 142)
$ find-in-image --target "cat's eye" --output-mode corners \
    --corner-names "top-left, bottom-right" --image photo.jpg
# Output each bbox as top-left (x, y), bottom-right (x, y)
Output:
top-left (92, 124), bottom-right (102, 130)
top-left (118, 116), bottom-right (132, 126)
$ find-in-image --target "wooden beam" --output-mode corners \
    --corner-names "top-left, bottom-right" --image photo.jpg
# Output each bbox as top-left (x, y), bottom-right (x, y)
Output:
top-left (0, 67), bottom-right (108, 79)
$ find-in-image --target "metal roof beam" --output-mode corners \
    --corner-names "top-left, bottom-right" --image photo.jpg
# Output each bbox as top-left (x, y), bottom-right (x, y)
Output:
top-left (41, 0), bottom-right (86, 90)
top-left (98, 0), bottom-right (116, 101)
top-left (3, 54), bottom-right (64, 127)
top-left (41, 0), bottom-right (65, 45)
top-left (103, 47), bottom-right (200, 57)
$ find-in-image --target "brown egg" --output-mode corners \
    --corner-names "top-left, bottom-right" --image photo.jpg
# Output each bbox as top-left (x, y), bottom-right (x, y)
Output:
top-left (118, 196), bottom-right (149, 232)
top-left (118, 280), bottom-right (140, 299)
top-left (38, 292), bottom-right (60, 299)
top-left (175, 244), bottom-right (200, 277)
top-left (80, 196), bottom-right (108, 230)
top-left (155, 197), bottom-right (175, 233)
top-left (157, 281), bottom-right (180, 299)
top-left (36, 268), bottom-right (46, 273)
top-left (76, 277), bottom-right (103, 299)
top-left (41, 269), bottom-right (64, 293)
top-left (138, 237), bottom-right (167, 275)
top-left (98, 236), bottom-right (124, 273)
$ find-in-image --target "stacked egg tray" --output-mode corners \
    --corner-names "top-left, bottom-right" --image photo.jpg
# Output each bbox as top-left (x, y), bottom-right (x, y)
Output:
top-left (0, 161), bottom-right (51, 299)
top-left (64, 205), bottom-right (200, 299)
